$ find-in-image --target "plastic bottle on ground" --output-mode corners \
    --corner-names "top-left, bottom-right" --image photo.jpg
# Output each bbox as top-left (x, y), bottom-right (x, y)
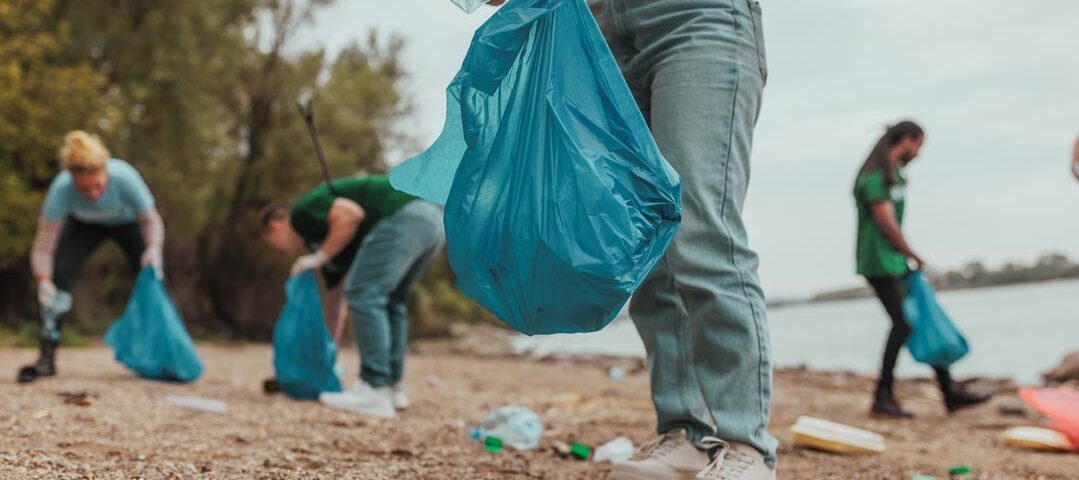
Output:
top-left (593, 436), bottom-right (634, 463)
top-left (469, 406), bottom-right (544, 451)
top-left (166, 395), bottom-right (228, 414)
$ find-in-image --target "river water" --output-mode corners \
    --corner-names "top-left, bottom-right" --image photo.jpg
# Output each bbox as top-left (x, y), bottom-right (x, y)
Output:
top-left (511, 279), bottom-right (1079, 384)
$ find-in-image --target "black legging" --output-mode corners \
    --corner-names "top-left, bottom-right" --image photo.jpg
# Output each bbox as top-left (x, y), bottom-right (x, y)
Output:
top-left (47, 217), bottom-right (145, 339)
top-left (866, 275), bottom-right (952, 391)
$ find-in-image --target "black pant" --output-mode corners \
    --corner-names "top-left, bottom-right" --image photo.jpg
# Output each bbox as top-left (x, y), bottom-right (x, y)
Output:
top-left (866, 275), bottom-right (952, 392)
top-left (48, 218), bottom-right (145, 338)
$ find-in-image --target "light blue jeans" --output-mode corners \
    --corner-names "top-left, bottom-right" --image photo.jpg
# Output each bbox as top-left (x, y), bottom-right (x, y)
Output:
top-left (343, 200), bottom-right (445, 388)
top-left (591, 0), bottom-right (777, 466)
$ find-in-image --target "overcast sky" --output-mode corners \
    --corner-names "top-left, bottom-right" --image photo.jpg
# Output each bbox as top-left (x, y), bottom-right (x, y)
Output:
top-left (295, 0), bottom-right (1079, 298)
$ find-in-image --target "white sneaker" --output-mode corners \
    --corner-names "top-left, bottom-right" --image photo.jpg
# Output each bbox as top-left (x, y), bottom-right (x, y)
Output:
top-left (607, 430), bottom-right (774, 480)
top-left (391, 383), bottom-right (410, 411)
top-left (695, 437), bottom-right (774, 480)
top-left (319, 383), bottom-right (396, 419)
top-left (607, 429), bottom-right (709, 480)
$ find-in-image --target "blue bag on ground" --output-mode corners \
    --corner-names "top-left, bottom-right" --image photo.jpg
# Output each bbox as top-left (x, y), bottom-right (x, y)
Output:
top-left (103, 268), bottom-right (203, 382)
top-left (390, 0), bottom-right (682, 335)
top-left (903, 271), bottom-right (970, 368)
top-left (272, 271), bottom-right (342, 400)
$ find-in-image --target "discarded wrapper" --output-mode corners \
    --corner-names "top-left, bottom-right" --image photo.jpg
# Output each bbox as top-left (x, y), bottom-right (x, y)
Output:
top-left (1000, 426), bottom-right (1075, 452)
top-left (790, 416), bottom-right (886, 455)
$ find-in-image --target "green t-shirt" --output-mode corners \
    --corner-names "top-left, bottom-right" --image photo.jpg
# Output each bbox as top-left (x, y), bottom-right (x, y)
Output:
top-left (853, 169), bottom-right (910, 277)
top-left (290, 175), bottom-right (417, 287)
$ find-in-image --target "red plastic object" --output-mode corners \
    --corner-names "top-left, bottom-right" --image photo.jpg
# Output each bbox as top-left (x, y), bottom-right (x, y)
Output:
top-left (1019, 387), bottom-right (1079, 448)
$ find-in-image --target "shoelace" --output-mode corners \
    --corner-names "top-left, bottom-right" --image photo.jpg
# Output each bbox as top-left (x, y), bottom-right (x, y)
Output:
top-left (632, 431), bottom-right (681, 460)
top-left (695, 437), bottom-right (755, 479)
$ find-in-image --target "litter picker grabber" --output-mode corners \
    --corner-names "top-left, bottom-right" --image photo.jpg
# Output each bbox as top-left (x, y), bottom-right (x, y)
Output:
top-left (296, 97), bottom-right (339, 196)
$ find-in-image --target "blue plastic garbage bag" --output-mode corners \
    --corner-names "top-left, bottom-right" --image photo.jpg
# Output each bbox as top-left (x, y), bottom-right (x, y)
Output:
top-left (103, 268), bottom-right (203, 382)
top-left (450, 0), bottom-right (487, 13)
top-left (272, 271), bottom-right (342, 400)
top-left (903, 271), bottom-right (970, 368)
top-left (390, 0), bottom-right (682, 335)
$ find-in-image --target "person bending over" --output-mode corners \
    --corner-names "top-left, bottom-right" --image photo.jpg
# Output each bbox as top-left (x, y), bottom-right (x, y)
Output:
top-left (18, 131), bottom-right (165, 383)
top-left (261, 175), bottom-right (444, 418)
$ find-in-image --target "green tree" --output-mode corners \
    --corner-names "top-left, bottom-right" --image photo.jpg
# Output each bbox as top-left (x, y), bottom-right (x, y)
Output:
top-left (0, 0), bottom-right (101, 321)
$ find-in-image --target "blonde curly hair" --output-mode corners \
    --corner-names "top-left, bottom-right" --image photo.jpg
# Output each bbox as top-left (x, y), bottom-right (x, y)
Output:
top-left (59, 130), bottom-right (110, 173)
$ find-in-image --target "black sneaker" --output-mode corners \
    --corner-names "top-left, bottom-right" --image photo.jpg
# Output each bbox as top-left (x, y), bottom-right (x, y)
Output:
top-left (945, 387), bottom-right (992, 413)
top-left (17, 360), bottom-right (56, 384)
top-left (16, 340), bottom-right (57, 384)
top-left (871, 385), bottom-right (914, 419)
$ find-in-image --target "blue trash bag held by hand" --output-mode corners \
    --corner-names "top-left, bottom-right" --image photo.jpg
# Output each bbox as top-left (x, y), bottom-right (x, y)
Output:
top-left (272, 271), bottom-right (342, 400)
top-left (390, 0), bottom-right (682, 335)
top-left (903, 271), bottom-right (970, 368)
top-left (103, 268), bottom-right (203, 382)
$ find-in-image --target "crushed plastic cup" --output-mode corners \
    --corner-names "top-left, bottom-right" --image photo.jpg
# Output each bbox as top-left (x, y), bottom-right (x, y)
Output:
top-left (470, 406), bottom-right (544, 451)
top-left (593, 436), bottom-right (634, 463)
top-left (166, 395), bottom-right (228, 414)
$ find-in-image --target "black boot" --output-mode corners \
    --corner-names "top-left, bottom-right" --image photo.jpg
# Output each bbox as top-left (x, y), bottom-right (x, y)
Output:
top-left (871, 382), bottom-right (914, 419)
top-left (942, 381), bottom-right (992, 413)
top-left (16, 339), bottom-right (57, 384)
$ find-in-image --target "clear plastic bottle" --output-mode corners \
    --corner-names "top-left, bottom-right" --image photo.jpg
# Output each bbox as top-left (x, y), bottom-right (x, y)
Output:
top-left (593, 436), bottom-right (634, 463)
top-left (469, 406), bottom-right (544, 451)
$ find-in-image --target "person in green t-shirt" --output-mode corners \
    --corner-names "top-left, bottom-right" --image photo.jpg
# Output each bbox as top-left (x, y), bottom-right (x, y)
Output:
top-left (261, 175), bottom-right (444, 419)
top-left (854, 121), bottom-right (989, 419)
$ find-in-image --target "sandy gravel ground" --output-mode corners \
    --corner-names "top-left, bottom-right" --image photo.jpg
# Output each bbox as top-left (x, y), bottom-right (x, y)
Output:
top-left (1, 334), bottom-right (1077, 479)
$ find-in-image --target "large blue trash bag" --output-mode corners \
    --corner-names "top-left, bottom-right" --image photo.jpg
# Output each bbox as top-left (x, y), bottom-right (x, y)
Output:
top-left (272, 271), bottom-right (342, 400)
top-left (903, 271), bottom-right (970, 368)
top-left (103, 268), bottom-right (203, 382)
top-left (390, 0), bottom-right (682, 335)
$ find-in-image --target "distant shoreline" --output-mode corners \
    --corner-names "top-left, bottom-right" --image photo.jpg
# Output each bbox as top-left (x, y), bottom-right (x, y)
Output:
top-left (769, 274), bottom-right (1079, 310)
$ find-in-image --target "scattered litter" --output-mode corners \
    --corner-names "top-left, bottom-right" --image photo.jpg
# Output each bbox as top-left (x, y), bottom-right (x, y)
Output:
top-left (790, 416), bottom-right (886, 455)
top-left (593, 436), bottom-right (634, 463)
top-left (166, 395), bottom-right (228, 414)
top-left (911, 475), bottom-right (935, 480)
top-left (948, 465), bottom-right (971, 478)
top-left (31, 409), bottom-right (51, 419)
top-left (484, 436), bottom-right (503, 453)
top-left (608, 367), bottom-right (626, 381)
top-left (551, 440), bottom-right (572, 458)
top-left (1000, 427), bottom-right (1075, 452)
top-left (469, 406), bottom-right (544, 451)
top-left (1018, 387), bottom-right (1079, 448)
top-left (58, 391), bottom-right (95, 406)
top-left (570, 442), bottom-right (591, 460)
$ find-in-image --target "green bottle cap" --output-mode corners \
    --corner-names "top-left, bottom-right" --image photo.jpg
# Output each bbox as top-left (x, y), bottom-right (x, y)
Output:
top-left (485, 444), bottom-right (502, 453)
top-left (948, 466), bottom-right (972, 476)
top-left (485, 436), bottom-right (503, 448)
top-left (570, 442), bottom-right (591, 460)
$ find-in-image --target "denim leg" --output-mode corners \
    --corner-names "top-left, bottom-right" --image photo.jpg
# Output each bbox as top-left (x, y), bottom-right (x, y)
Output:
top-left (343, 201), bottom-right (444, 388)
top-left (386, 208), bottom-right (445, 385)
top-left (599, 0), bottom-right (776, 466)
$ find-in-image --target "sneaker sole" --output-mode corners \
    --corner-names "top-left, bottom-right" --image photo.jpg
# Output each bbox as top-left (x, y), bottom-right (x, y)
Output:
top-left (607, 466), bottom-right (698, 480)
